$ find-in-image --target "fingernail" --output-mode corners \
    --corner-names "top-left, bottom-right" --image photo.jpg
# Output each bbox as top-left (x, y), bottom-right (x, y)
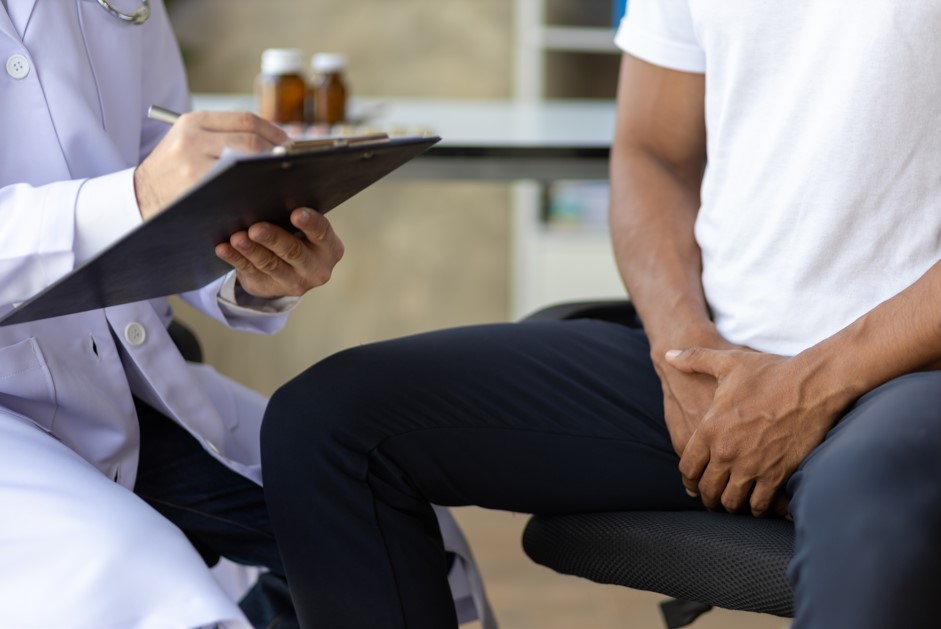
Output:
top-left (253, 227), bottom-right (271, 242)
top-left (235, 239), bottom-right (250, 250)
top-left (666, 350), bottom-right (682, 360)
top-left (685, 489), bottom-right (699, 498)
top-left (296, 208), bottom-right (313, 224)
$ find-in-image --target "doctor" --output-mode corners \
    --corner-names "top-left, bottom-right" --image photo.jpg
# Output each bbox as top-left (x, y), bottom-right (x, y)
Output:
top-left (0, 1), bottom-right (491, 627)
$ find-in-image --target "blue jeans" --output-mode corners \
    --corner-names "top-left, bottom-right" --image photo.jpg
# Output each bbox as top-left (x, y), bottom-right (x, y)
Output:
top-left (133, 398), bottom-right (296, 629)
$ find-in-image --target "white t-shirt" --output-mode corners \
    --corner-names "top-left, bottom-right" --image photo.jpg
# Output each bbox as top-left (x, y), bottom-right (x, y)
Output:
top-left (616, 1), bottom-right (941, 356)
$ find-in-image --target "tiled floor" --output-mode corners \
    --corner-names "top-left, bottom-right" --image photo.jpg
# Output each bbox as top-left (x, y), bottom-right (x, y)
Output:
top-left (452, 507), bottom-right (787, 629)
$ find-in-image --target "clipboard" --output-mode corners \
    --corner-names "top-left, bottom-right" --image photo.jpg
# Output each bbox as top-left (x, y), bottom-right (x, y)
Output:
top-left (0, 135), bottom-right (440, 327)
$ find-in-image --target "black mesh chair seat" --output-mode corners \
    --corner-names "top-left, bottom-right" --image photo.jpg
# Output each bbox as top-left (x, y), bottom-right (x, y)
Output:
top-left (522, 511), bottom-right (794, 618)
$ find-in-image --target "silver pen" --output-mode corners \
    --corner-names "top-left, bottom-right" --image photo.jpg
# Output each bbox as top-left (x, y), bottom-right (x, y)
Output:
top-left (146, 105), bottom-right (389, 154)
top-left (147, 104), bottom-right (182, 124)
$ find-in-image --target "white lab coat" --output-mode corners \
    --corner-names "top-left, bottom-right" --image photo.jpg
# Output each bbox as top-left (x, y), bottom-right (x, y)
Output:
top-left (0, 1), bottom-right (493, 627)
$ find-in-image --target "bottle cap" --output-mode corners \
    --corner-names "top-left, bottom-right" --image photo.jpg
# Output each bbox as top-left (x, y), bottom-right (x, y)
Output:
top-left (311, 53), bottom-right (347, 74)
top-left (261, 48), bottom-right (304, 75)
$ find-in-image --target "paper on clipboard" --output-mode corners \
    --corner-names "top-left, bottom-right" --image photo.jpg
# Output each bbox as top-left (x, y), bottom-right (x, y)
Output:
top-left (0, 135), bottom-right (440, 327)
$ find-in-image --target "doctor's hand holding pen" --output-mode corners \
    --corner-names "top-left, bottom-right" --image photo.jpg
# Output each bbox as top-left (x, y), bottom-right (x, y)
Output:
top-left (135, 108), bottom-right (344, 300)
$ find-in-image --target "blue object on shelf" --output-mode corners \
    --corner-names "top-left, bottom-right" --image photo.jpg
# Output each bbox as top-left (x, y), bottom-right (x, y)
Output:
top-left (612, 0), bottom-right (628, 26)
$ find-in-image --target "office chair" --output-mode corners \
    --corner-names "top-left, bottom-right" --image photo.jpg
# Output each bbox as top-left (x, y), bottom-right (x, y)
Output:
top-left (518, 300), bottom-right (795, 628)
top-left (167, 319), bottom-right (203, 363)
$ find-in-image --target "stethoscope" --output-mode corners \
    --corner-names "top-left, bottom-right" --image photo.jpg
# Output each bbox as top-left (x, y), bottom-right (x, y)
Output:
top-left (96, 0), bottom-right (150, 25)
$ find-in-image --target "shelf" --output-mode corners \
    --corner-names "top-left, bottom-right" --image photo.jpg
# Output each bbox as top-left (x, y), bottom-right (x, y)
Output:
top-left (514, 0), bottom-right (621, 99)
top-left (539, 26), bottom-right (619, 54)
top-left (511, 0), bottom-right (623, 315)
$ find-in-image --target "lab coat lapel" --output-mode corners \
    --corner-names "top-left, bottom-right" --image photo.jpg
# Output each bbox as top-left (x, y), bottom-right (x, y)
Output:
top-left (4, 0), bottom-right (37, 41)
top-left (0, 5), bottom-right (20, 43)
top-left (74, 0), bottom-right (144, 168)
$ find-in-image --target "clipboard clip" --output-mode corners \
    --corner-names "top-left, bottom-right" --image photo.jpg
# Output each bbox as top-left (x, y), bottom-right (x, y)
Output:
top-left (272, 134), bottom-right (391, 156)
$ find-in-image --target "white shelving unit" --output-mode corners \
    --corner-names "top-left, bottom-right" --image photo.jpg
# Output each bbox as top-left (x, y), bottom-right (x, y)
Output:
top-left (510, 0), bottom-right (624, 319)
top-left (541, 26), bottom-right (622, 53)
top-left (514, 0), bottom-right (620, 101)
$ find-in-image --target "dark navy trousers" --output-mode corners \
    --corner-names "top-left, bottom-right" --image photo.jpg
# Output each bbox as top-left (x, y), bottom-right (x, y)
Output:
top-left (260, 319), bottom-right (941, 629)
top-left (133, 399), bottom-right (297, 629)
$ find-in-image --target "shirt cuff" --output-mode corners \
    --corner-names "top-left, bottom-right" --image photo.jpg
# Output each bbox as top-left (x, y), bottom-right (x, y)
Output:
top-left (217, 271), bottom-right (301, 315)
top-left (74, 168), bottom-right (143, 264)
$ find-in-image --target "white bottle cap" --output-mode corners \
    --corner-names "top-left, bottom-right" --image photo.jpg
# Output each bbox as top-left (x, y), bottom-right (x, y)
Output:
top-left (311, 53), bottom-right (347, 74)
top-left (261, 48), bottom-right (304, 75)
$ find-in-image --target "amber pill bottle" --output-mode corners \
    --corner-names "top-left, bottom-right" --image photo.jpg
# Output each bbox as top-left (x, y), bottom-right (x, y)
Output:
top-left (310, 53), bottom-right (348, 127)
top-left (256, 48), bottom-right (306, 124)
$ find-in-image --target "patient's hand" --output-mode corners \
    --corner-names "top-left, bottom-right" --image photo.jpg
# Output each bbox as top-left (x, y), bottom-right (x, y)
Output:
top-left (656, 364), bottom-right (715, 458)
top-left (666, 348), bottom-right (844, 518)
top-left (651, 330), bottom-right (741, 458)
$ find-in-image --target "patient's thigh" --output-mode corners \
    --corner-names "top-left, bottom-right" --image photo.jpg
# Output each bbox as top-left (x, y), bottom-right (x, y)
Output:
top-left (0, 412), bottom-right (246, 628)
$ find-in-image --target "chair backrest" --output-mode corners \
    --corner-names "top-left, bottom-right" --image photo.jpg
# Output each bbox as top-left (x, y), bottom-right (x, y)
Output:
top-left (168, 320), bottom-right (204, 363)
top-left (521, 300), bottom-right (640, 328)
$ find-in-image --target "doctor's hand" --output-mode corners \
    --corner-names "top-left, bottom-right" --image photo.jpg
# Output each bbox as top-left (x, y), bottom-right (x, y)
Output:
top-left (134, 111), bottom-right (289, 220)
top-left (664, 347), bottom-right (846, 518)
top-left (215, 207), bottom-right (344, 299)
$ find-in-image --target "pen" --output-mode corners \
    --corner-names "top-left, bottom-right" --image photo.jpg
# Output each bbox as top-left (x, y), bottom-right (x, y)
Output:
top-left (147, 104), bottom-right (181, 125)
top-left (146, 105), bottom-right (392, 154)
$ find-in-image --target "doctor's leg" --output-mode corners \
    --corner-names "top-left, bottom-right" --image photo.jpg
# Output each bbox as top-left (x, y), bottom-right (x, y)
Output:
top-left (0, 411), bottom-right (249, 629)
top-left (133, 397), bottom-right (296, 628)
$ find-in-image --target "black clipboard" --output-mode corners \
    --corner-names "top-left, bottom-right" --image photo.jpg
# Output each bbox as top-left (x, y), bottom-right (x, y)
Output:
top-left (0, 135), bottom-right (440, 327)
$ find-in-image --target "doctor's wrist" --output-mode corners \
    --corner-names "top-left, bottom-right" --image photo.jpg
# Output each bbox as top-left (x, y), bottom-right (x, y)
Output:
top-left (133, 165), bottom-right (160, 221)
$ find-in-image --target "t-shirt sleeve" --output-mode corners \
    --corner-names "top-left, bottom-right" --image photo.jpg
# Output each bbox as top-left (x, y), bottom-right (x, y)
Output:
top-left (614, 0), bottom-right (705, 74)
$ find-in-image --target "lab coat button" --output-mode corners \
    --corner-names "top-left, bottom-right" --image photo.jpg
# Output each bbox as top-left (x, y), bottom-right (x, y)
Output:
top-left (124, 322), bottom-right (146, 346)
top-left (6, 54), bottom-right (29, 79)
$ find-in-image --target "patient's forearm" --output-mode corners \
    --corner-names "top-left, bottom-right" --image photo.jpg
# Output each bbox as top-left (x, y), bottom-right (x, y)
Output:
top-left (608, 55), bottom-right (714, 354)
top-left (610, 146), bottom-right (714, 352)
top-left (796, 259), bottom-right (941, 403)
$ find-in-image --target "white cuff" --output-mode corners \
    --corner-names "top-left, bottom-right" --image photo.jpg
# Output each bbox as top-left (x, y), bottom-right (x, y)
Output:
top-left (74, 168), bottom-right (143, 264)
top-left (617, 29), bottom-right (706, 74)
top-left (217, 271), bottom-right (301, 315)
top-left (615, 11), bottom-right (706, 74)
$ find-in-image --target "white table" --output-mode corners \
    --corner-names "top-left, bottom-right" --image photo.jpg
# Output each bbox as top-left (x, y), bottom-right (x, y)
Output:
top-left (192, 95), bottom-right (615, 181)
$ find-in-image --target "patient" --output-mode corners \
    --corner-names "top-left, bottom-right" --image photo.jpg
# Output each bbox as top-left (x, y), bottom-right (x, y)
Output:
top-left (260, 2), bottom-right (941, 628)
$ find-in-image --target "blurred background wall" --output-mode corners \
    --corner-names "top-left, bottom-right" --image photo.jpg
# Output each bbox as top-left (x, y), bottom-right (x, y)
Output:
top-left (169, 0), bottom-right (515, 99)
top-left (166, 0), bottom-right (516, 393)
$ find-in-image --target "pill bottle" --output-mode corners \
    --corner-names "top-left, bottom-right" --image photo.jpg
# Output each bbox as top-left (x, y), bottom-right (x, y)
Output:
top-left (310, 53), bottom-right (348, 127)
top-left (256, 48), bottom-right (306, 124)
